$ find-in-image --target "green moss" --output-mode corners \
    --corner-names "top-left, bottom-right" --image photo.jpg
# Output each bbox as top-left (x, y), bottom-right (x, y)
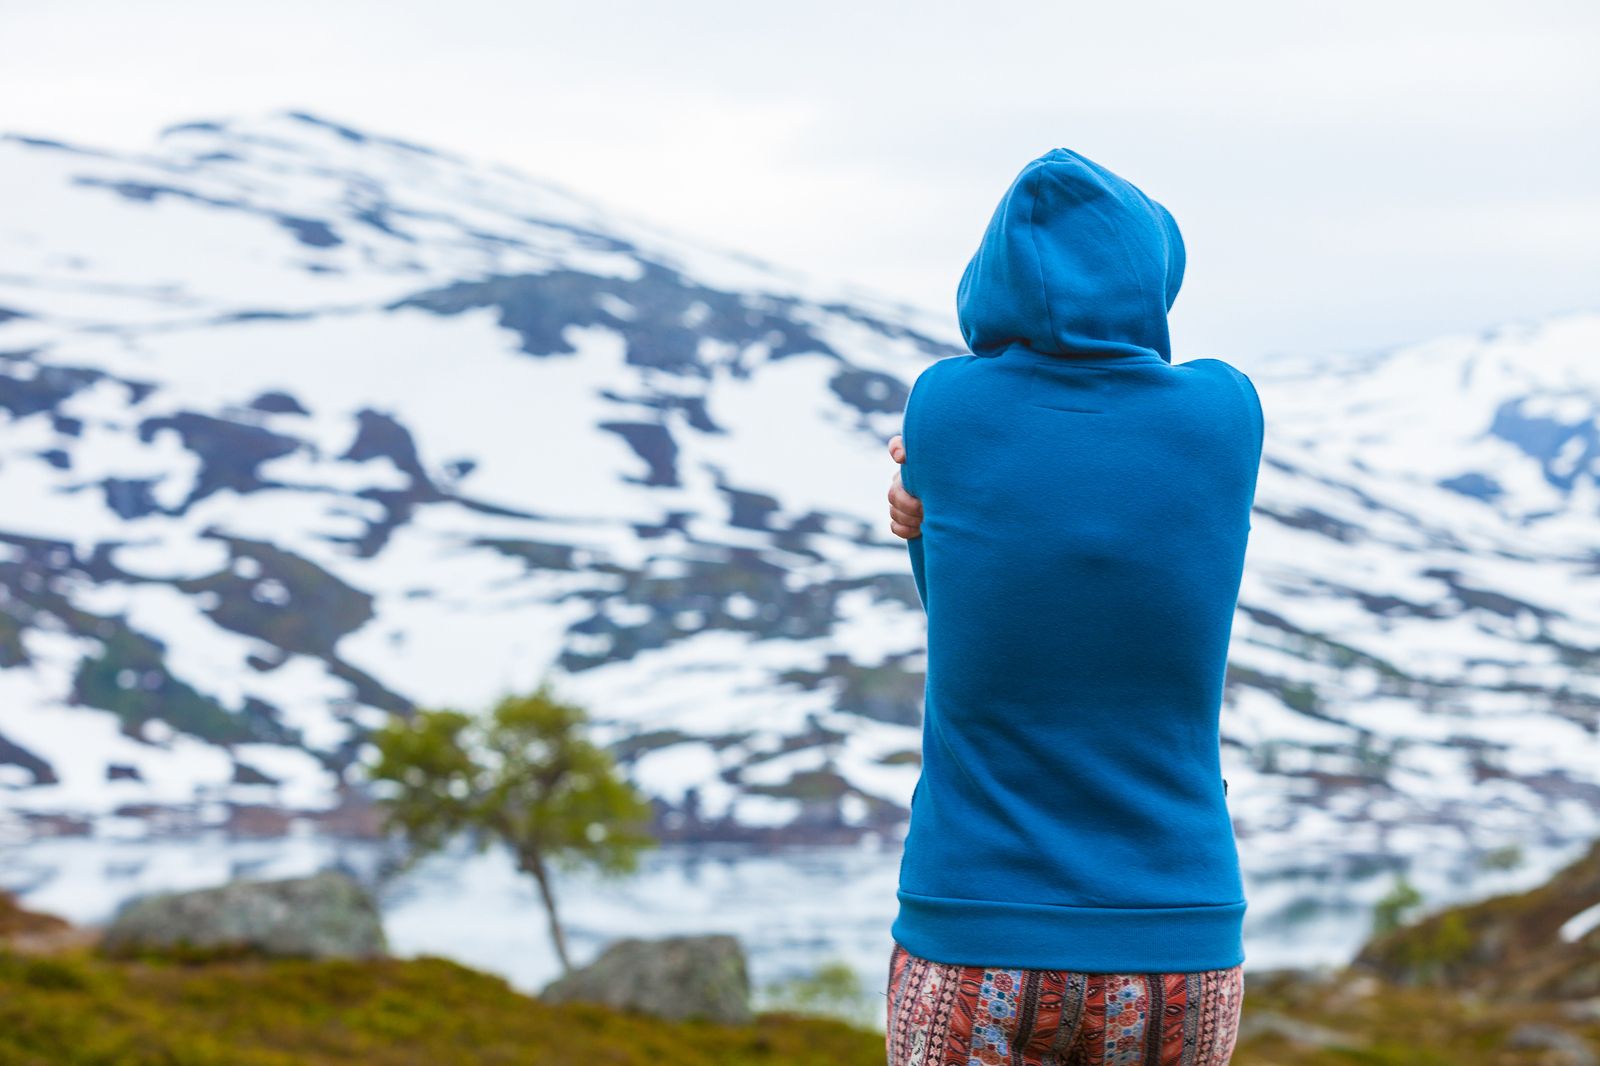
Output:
top-left (1476, 844), bottom-right (1523, 872)
top-left (177, 537), bottom-right (373, 658)
top-left (761, 958), bottom-right (878, 1030)
top-left (1235, 967), bottom-right (1600, 1065)
top-left (612, 728), bottom-right (698, 762)
top-left (746, 769), bottom-right (851, 803)
top-left (876, 750), bottom-right (921, 766)
top-left (7, 939), bottom-right (1600, 1064)
top-left (0, 606), bottom-right (27, 668)
top-left (1386, 910), bottom-right (1476, 985)
top-left (72, 628), bottom-right (253, 744)
top-left (1371, 875), bottom-right (1424, 938)
top-left (1354, 837), bottom-right (1600, 1002)
top-left (0, 892), bottom-right (71, 938)
top-left (1282, 681), bottom-right (1320, 715)
top-left (0, 949), bottom-right (885, 1065)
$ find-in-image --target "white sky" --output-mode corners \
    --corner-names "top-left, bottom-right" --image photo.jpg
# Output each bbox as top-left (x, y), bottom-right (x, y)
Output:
top-left (4, 0), bottom-right (1599, 369)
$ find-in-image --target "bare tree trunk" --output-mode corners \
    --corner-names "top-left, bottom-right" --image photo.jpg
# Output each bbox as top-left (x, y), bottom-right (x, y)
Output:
top-left (523, 851), bottom-right (572, 974)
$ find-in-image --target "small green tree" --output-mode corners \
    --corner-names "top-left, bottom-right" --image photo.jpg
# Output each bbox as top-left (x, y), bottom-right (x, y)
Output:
top-left (1371, 872), bottom-right (1424, 937)
top-left (365, 680), bottom-right (657, 974)
top-left (761, 957), bottom-right (878, 1029)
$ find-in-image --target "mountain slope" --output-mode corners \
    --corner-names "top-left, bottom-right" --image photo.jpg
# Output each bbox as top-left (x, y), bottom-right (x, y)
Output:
top-left (0, 112), bottom-right (1597, 876)
top-left (0, 112), bottom-right (956, 841)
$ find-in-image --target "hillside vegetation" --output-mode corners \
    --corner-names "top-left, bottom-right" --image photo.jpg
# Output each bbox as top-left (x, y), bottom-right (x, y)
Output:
top-left (0, 916), bottom-right (884, 1065)
top-left (8, 835), bottom-right (1600, 1065)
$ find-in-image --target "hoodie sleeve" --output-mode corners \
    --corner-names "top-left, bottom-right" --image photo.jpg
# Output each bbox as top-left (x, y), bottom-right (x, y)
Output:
top-left (1215, 361), bottom-right (1265, 530)
top-left (1228, 365), bottom-right (1264, 464)
top-left (901, 367), bottom-right (931, 613)
top-left (906, 503), bottom-right (928, 612)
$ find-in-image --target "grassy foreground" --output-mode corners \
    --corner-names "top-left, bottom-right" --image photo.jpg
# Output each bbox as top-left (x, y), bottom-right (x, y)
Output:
top-left (10, 944), bottom-right (1600, 1066)
top-left (0, 946), bottom-right (886, 1066)
top-left (1235, 965), bottom-right (1600, 1065)
top-left (9, 848), bottom-right (1600, 1066)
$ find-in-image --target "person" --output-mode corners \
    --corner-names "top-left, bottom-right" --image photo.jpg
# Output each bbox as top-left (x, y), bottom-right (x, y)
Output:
top-left (880, 147), bottom-right (1264, 1065)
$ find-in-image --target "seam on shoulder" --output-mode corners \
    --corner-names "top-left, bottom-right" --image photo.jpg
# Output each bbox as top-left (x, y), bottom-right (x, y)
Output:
top-left (900, 361), bottom-right (939, 497)
top-left (1184, 358), bottom-right (1264, 454)
top-left (1225, 363), bottom-right (1265, 455)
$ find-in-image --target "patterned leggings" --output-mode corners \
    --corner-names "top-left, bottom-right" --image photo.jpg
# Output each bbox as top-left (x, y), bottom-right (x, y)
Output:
top-left (885, 941), bottom-right (1244, 1066)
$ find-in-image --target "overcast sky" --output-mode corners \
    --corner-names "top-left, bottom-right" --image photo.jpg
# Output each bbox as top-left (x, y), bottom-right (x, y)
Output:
top-left (5, 0), bottom-right (1599, 369)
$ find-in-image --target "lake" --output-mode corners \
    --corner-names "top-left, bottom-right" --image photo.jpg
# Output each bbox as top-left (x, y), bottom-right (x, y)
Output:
top-left (3, 828), bottom-right (1586, 1030)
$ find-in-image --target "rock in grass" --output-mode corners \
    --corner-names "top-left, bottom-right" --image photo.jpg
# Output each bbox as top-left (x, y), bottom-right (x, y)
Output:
top-left (539, 933), bottom-right (751, 1025)
top-left (100, 869), bottom-right (387, 960)
top-left (1236, 1007), bottom-right (1369, 1051)
top-left (1501, 1022), bottom-right (1596, 1066)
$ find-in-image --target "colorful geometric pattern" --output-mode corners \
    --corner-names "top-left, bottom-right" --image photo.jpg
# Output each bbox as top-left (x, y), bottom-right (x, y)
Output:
top-left (885, 941), bottom-right (1244, 1066)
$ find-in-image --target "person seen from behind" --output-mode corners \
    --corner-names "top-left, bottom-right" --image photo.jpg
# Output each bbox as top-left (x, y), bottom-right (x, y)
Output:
top-left (881, 147), bottom-right (1264, 1066)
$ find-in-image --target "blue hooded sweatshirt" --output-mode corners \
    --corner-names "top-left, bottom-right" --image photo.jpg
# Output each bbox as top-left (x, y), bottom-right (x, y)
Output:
top-left (890, 148), bottom-right (1264, 972)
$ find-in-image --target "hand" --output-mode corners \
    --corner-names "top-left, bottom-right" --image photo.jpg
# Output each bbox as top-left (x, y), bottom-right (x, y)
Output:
top-left (887, 434), bottom-right (924, 540)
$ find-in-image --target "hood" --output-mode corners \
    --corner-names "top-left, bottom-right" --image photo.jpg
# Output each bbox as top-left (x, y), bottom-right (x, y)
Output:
top-left (956, 147), bottom-right (1186, 363)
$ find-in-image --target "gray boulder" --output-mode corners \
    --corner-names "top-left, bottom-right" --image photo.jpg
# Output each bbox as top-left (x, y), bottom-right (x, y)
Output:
top-left (100, 869), bottom-right (387, 960)
top-left (1236, 1007), bottom-right (1369, 1051)
top-left (1502, 1023), bottom-right (1596, 1066)
top-left (539, 933), bottom-right (751, 1024)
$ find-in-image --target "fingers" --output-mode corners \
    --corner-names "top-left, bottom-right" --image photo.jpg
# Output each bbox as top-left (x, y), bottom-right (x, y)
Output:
top-left (886, 438), bottom-right (919, 540)
top-left (888, 476), bottom-right (923, 519)
top-left (887, 471), bottom-right (923, 540)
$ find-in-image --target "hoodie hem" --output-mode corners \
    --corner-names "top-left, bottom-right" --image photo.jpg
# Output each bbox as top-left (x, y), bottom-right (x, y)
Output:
top-left (891, 888), bottom-right (1247, 973)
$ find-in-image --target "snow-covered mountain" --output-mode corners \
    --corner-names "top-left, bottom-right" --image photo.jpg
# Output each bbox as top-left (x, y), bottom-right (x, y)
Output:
top-left (1, 112), bottom-right (1597, 873)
